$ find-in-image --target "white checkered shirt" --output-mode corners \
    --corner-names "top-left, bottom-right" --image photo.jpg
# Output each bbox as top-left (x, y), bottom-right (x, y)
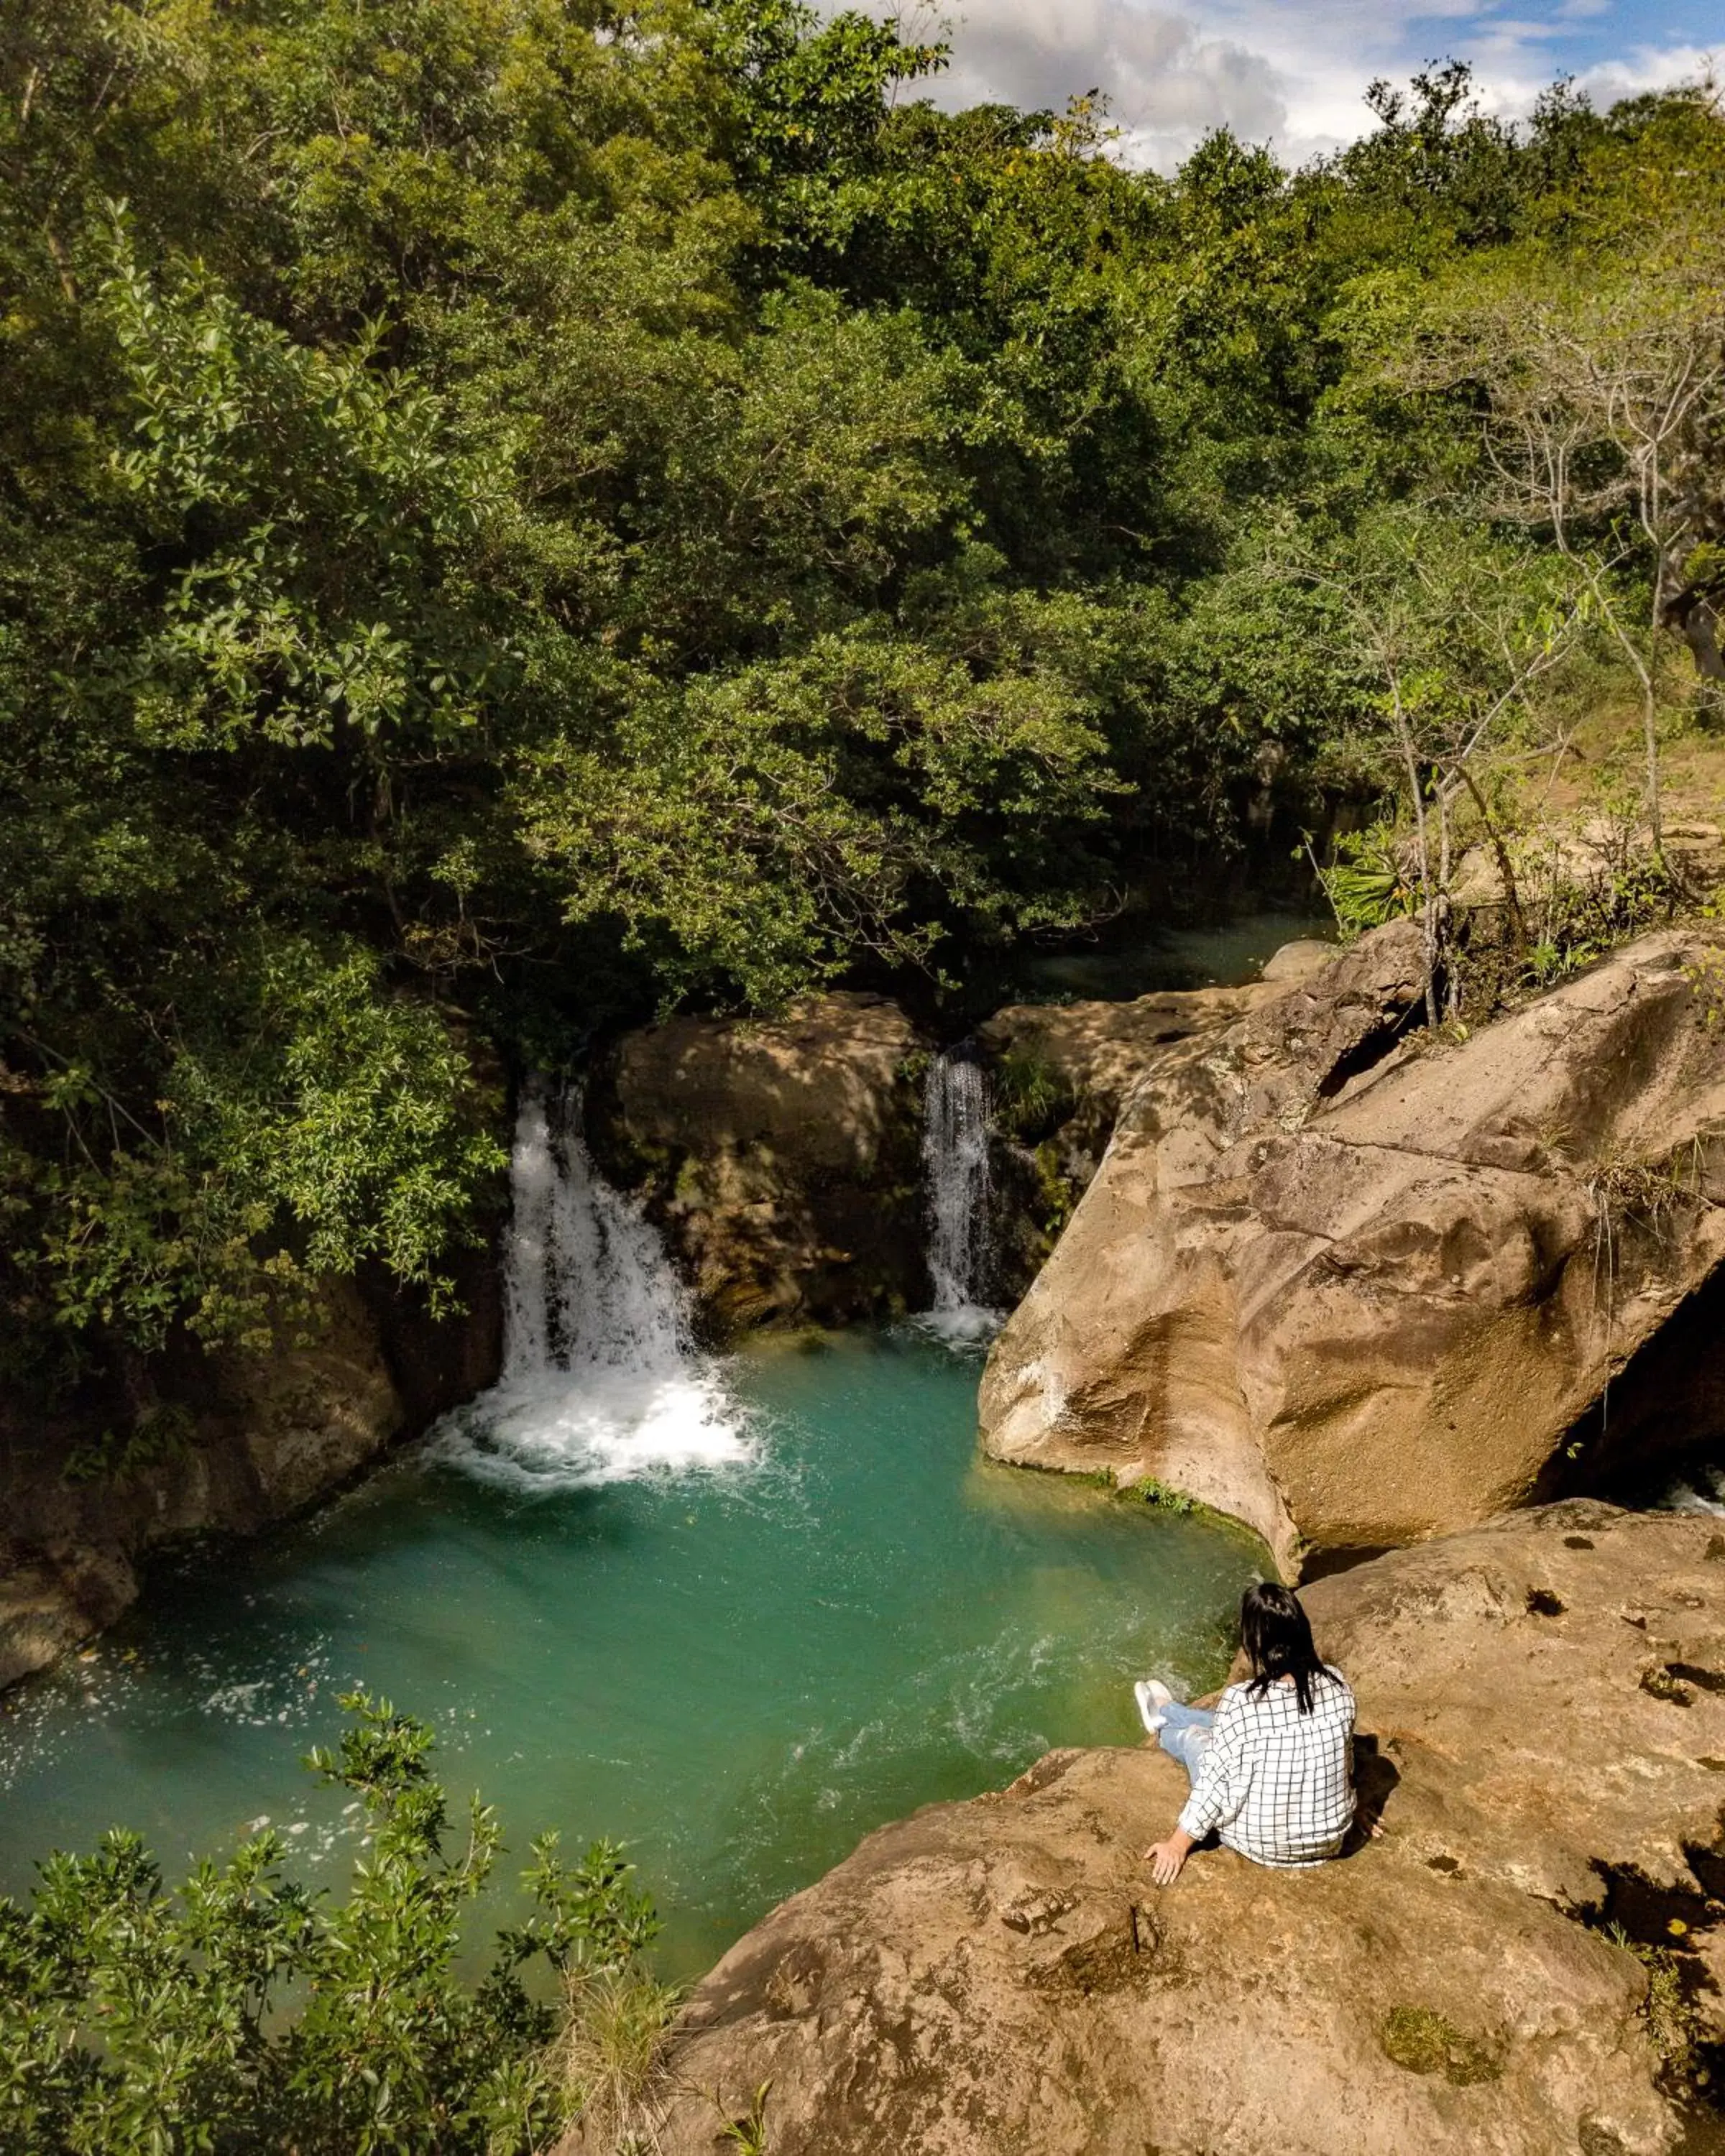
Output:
top-left (1177, 1667), bottom-right (1356, 1868)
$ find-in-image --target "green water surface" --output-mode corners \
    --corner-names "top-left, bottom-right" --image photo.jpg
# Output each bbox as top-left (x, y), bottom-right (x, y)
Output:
top-left (0, 1330), bottom-right (1261, 1977)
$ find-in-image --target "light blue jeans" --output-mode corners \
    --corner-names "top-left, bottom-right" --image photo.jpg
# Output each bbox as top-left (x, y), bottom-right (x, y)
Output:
top-left (1156, 1701), bottom-right (1215, 1786)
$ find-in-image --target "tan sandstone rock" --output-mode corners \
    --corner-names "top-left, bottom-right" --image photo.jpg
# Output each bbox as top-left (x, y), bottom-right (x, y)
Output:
top-left (976, 944), bottom-right (1338, 1296)
top-left (979, 922), bottom-right (1725, 1574)
top-left (977, 939), bottom-right (1336, 1130)
top-left (597, 991), bottom-right (929, 1330)
top-left (616, 1506), bottom-right (1725, 2156)
top-left (978, 982), bottom-right (1267, 1135)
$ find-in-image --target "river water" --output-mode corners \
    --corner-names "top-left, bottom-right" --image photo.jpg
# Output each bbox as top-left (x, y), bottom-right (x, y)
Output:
top-left (0, 1083), bottom-right (1265, 1979)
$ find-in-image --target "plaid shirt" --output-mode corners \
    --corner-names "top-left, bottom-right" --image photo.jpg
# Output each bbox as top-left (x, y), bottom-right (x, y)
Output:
top-left (1178, 1668), bottom-right (1356, 1868)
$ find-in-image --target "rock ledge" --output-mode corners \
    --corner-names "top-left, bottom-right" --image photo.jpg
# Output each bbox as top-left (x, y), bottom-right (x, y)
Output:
top-left (622, 1506), bottom-right (1725, 2156)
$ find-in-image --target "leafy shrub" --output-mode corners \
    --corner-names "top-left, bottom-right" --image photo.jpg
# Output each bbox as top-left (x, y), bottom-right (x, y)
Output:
top-left (1519, 851), bottom-right (1675, 991)
top-left (0, 1692), bottom-right (658, 2156)
top-left (1123, 1476), bottom-right (1197, 1516)
top-left (60, 1402), bottom-right (193, 1486)
top-left (990, 1051), bottom-right (1075, 1143)
top-left (1031, 1141), bottom-right (1078, 1239)
top-left (1316, 823), bottom-right (1419, 938)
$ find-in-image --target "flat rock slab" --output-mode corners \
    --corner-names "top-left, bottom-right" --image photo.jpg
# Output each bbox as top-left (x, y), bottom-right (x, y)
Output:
top-left (617, 1508), bottom-right (1725, 2156)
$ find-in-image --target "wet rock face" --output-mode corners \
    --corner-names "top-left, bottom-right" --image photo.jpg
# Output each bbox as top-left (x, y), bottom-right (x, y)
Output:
top-left (622, 1508), bottom-right (1725, 2156)
top-left (595, 991), bottom-right (930, 1332)
top-left (980, 922), bottom-right (1725, 1574)
top-left (0, 1257), bottom-right (502, 1688)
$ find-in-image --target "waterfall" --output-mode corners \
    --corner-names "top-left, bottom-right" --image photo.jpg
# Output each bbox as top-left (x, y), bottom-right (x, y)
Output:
top-left (1657, 1463), bottom-right (1725, 1516)
top-left (918, 1051), bottom-right (1000, 1346)
top-left (429, 1079), bottom-right (753, 1491)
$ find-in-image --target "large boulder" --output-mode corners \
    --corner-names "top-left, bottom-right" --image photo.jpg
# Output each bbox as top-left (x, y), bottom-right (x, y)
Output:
top-left (977, 942), bottom-right (1338, 1139)
top-left (978, 982), bottom-right (1271, 1140)
top-left (622, 1506), bottom-right (1725, 2156)
top-left (594, 991), bottom-right (929, 1331)
top-left (979, 923), bottom-right (1725, 1575)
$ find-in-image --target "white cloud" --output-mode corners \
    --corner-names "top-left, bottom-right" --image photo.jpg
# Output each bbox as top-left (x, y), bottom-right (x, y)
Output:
top-left (924, 0), bottom-right (1289, 166)
top-left (1563, 42), bottom-right (1716, 103)
top-left (903, 1), bottom-right (1716, 170)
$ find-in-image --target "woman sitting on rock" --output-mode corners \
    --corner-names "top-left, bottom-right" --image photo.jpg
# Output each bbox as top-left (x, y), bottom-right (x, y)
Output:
top-left (1138, 1581), bottom-right (1355, 1884)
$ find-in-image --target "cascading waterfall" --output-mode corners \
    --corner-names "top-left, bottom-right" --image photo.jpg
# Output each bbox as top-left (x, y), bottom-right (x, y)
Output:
top-left (1658, 1464), bottom-right (1725, 1516)
top-left (917, 1051), bottom-right (1000, 1345)
top-left (430, 1078), bottom-right (753, 1491)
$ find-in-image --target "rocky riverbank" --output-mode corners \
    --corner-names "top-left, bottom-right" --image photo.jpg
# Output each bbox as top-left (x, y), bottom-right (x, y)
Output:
top-left (0, 1257), bottom-right (502, 1688)
top-left (614, 1504), bottom-right (1725, 2156)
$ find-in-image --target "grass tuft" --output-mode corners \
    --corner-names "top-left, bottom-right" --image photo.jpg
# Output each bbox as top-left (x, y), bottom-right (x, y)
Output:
top-left (1379, 2003), bottom-right (1501, 2085)
top-left (554, 1963), bottom-right (683, 2152)
top-left (1606, 1922), bottom-right (1698, 2076)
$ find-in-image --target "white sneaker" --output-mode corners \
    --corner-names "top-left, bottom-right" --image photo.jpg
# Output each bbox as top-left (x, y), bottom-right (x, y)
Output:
top-left (1133, 1678), bottom-right (1174, 1734)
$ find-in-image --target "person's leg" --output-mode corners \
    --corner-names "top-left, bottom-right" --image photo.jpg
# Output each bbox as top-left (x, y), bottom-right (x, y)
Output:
top-left (1156, 1703), bottom-right (1215, 1786)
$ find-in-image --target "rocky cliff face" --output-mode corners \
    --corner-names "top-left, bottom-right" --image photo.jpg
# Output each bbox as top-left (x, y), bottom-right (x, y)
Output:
top-left (594, 991), bottom-right (929, 1332)
top-left (616, 1506), bottom-right (1725, 2156)
top-left (0, 1254), bottom-right (502, 1688)
top-left (980, 922), bottom-right (1725, 1575)
top-left (976, 944), bottom-right (1336, 1297)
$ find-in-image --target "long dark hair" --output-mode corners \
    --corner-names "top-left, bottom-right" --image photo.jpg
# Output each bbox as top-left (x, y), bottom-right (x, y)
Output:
top-left (1240, 1583), bottom-right (1336, 1714)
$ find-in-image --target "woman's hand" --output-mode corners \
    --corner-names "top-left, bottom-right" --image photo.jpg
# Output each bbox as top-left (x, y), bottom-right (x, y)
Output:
top-left (1144, 1830), bottom-right (1193, 1885)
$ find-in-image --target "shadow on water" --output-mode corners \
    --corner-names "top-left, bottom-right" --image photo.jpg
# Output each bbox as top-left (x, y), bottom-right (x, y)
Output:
top-left (1003, 907), bottom-right (1335, 1007)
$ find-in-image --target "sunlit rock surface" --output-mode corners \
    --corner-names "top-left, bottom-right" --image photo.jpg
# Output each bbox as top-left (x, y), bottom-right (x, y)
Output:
top-left (625, 1506), bottom-right (1725, 2156)
top-left (980, 923), bottom-right (1725, 1573)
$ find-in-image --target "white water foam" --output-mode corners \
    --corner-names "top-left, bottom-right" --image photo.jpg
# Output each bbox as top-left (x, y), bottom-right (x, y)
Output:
top-left (1656, 1464), bottom-right (1725, 1516)
top-left (427, 1079), bottom-right (755, 1493)
top-left (914, 1051), bottom-right (1002, 1350)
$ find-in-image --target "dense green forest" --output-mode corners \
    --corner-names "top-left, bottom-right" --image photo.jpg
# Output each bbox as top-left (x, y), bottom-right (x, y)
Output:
top-left (3, 0), bottom-right (1723, 1390)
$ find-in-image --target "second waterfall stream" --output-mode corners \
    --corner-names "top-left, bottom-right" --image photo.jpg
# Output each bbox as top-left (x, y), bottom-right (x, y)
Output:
top-left (919, 1050), bottom-right (1001, 1345)
top-left (429, 1079), bottom-right (755, 1490)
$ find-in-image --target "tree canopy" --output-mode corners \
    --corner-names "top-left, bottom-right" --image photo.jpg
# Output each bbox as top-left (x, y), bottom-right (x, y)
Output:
top-left (2, 1), bottom-right (1722, 1389)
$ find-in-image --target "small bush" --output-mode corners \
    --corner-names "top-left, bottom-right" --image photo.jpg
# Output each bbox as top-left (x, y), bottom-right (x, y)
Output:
top-left (61, 1402), bottom-right (194, 1485)
top-left (1606, 1922), bottom-right (1698, 2076)
top-left (1123, 1476), bottom-right (1197, 1516)
top-left (1031, 1141), bottom-right (1077, 1238)
top-left (991, 1051), bottom-right (1075, 1143)
top-left (1519, 852), bottom-right (1676, 993)
top-left (0, 1691), bottom-right (658, 2155)
top-left (1317, 824), bottom-right (1419, 938)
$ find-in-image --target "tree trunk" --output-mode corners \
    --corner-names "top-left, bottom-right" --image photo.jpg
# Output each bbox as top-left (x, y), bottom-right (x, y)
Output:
top-left (1459, 767), bottom-right (1527, 955)
top-left (1390, 684), bottom-right (1441, 1029)
top-left (1643, 561), bottom-right (1665, 862)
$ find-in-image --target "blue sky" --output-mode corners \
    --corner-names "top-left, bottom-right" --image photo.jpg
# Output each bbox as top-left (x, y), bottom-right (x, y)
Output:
top-left (907, 0), bottom-right (1720, 167)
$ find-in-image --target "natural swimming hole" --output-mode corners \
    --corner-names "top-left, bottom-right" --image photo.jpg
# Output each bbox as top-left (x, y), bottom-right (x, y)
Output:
top-left (0, 1328), bottom-right (1262, 1979)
